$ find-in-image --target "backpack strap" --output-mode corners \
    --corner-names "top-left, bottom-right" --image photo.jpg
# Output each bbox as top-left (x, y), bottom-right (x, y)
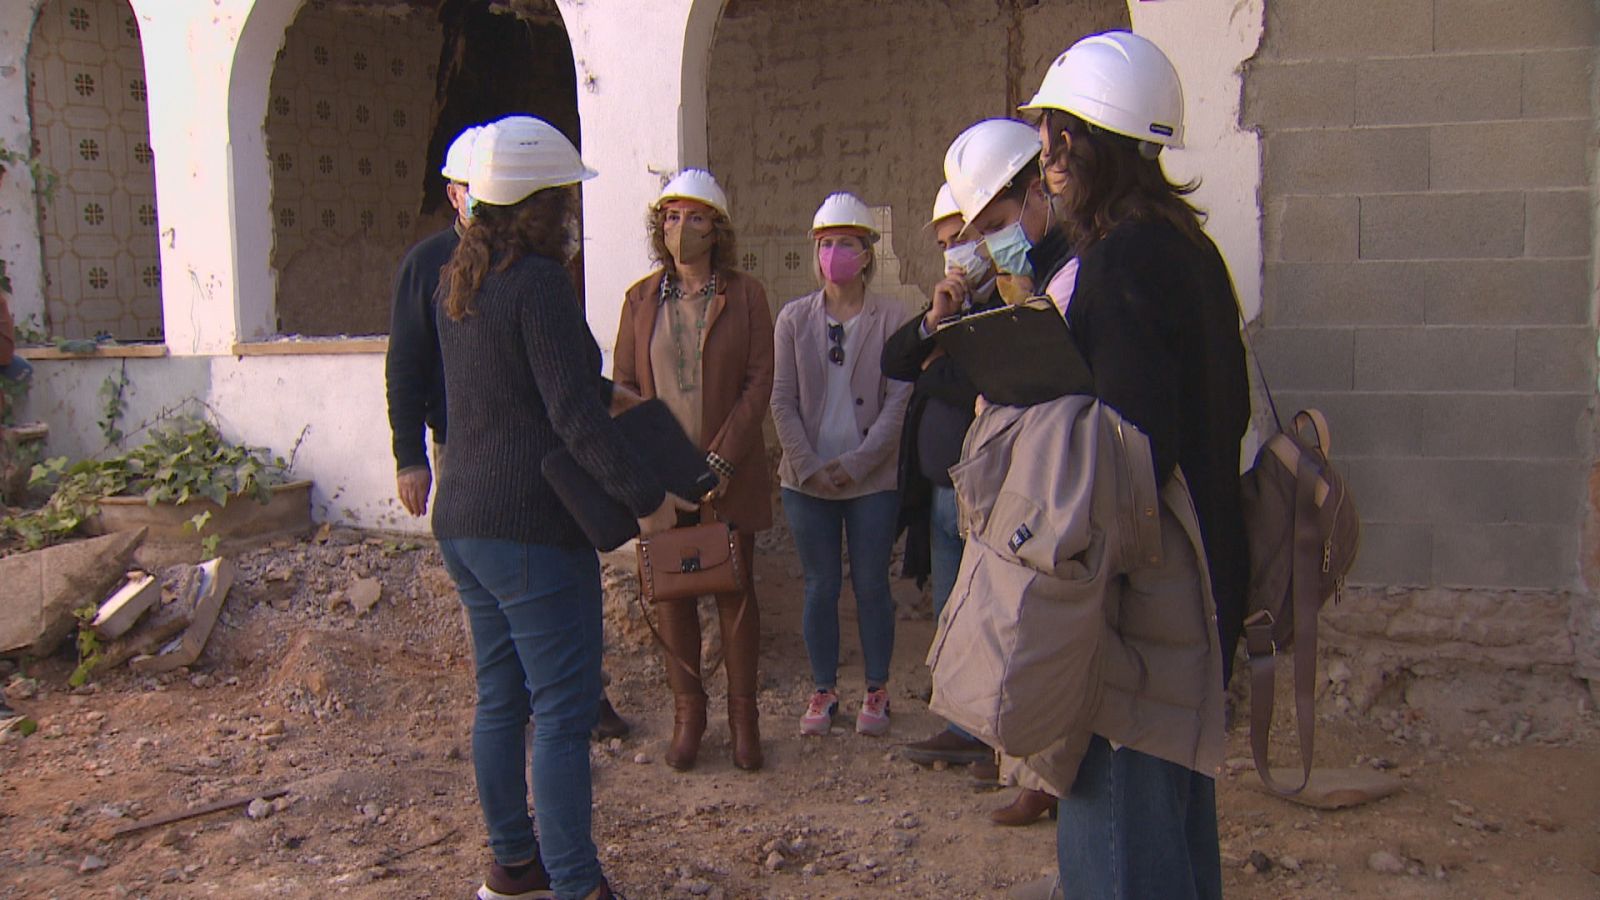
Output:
top-left (1248, 445), bottom-right (1331, 795)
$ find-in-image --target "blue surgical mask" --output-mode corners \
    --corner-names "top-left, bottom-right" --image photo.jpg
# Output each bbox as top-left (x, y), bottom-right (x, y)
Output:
top-left (983, 189), bottom-right (1035, 280)
top-left (943, 240), bottom-right (993, 289)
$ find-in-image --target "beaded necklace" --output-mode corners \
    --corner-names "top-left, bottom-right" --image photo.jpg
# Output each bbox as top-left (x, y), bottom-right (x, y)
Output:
top-left (661, 272), bottom-right (717, 393)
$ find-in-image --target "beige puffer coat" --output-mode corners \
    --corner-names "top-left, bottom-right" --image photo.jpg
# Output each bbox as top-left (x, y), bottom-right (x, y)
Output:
top-left (925, 395), bottom-right (1227, 795)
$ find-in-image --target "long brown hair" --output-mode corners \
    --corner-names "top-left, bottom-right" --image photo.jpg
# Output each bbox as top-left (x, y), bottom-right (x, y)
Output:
top-left (645, 203), bottom-right (739, 279)
top-left (442, 187), bottom-right (574, 321)
top-left (1040, 109), bottom-right (1205, 253)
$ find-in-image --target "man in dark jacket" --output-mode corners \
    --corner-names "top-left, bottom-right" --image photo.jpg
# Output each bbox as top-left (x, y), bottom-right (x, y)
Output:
top-left (883, 185), bottom-right (999, 770)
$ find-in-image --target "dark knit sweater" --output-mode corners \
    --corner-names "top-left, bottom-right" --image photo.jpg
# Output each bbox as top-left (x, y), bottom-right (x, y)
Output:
top-left (385, 226), bottom-right (457, 472)
top-left (432, 253), bottom-right (665, 548)
top-left (1065, 218), bottom-right (1250, 678)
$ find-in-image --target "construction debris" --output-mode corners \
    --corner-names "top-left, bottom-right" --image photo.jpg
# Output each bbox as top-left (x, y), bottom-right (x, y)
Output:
top-left (91, 571), bottom-right (160, 639)
top-left (0, 528), bottom-right (147, 657)
top-left (129, 558), bottom-right (236, 675)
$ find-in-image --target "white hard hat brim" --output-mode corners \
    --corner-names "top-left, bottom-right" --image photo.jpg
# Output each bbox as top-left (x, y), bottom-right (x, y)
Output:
top-left (470, 164), bottom-right (598, 206)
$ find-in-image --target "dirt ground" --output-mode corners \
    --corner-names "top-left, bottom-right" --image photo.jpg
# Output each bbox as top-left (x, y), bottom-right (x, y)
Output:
top-left (1, 528), bottom-right (1597, 899)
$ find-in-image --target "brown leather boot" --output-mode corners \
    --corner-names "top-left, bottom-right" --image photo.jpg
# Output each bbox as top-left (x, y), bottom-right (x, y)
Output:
top-left (990, 788), bottom-right (1058, 826)
top-left (657, 599), bottom-right (705, 771)
top-left (718, 546), bottom-right (762, 771)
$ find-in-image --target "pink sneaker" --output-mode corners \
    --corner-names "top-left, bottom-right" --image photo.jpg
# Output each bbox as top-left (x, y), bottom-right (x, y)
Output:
top-left (856, 688), bottom-right (890, 736)
top-left (800, 689), bottom-right (839, 735)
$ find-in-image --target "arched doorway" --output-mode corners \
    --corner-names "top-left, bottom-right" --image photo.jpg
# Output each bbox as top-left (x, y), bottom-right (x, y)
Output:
top-left (26, 0), bottom-right (162, 341)
top-left (704, 0), bottom-right (1129, 316)
top-left (263, 0), bottom-right (580, 337)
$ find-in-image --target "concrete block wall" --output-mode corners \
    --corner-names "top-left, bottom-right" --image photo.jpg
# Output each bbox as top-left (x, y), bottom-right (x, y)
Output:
top-left (705, 0), bottom-right (1128, 308)
top-left (1244, 0), bottom-right (1597, 590)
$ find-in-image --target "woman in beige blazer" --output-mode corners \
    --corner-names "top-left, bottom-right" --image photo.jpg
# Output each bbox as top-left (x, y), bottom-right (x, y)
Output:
top-left (614, 169), bottom-right (775, 773)
top-left (771, 192), bottom-right (911, 739)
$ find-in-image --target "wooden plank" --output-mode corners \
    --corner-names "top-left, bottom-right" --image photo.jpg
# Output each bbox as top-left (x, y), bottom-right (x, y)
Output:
top-left (17, 345), bottom-right (168, 360)
top-left (231, 338), bottom-right (388, 356)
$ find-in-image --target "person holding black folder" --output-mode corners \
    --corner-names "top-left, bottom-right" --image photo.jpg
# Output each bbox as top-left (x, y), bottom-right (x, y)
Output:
top-left (433, 117), bottom-right (691, 900)
top-left (1014, 32), bottom-right (1250, 900)
top-left (613, 169), bottom-right (775, 773)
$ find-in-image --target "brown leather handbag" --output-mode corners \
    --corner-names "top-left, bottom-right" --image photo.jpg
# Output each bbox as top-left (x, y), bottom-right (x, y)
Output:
top-left (636, 505), bottom-right (744, 604)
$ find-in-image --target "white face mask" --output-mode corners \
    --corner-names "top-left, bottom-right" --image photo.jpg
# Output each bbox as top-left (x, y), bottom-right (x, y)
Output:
top-left (943, 241), bottom-right (993, 289)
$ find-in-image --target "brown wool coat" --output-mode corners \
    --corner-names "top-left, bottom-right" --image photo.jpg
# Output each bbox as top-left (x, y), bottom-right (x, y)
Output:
top-left (614, 268), bottom-right (775, 532)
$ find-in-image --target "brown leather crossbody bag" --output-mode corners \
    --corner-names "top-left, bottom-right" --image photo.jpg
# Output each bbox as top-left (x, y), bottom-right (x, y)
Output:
top-left (636, 505), bottom-right (745, 604)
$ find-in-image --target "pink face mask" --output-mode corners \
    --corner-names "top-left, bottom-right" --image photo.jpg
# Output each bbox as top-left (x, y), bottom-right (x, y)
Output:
top-left (819, 245), bottom-right (866, 284)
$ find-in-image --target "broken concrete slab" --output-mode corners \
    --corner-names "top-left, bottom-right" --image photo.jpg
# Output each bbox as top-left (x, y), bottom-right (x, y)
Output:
top-left (130, 558), bottom-right (235, 675)
top-left (92, 571), bottom-right (159, 639)
top-left (1242, 766), bottom-right (1405, 810)
top-left (348, 578), bottom-right (381, 615)
top-left (0, 528), bottom-right (147, 658)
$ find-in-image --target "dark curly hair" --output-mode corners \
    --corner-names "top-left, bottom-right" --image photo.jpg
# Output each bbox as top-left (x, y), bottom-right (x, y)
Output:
top-left (1039, 109), bottom-right (1205, 254)
top-left (442, 187), bottom-right (574, 321)
top-left (645, 203), bottom-right (738, 278)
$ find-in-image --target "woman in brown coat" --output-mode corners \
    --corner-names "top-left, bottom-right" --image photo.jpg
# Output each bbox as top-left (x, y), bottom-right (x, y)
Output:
top-left (613, 169), bottom-right (775, 771)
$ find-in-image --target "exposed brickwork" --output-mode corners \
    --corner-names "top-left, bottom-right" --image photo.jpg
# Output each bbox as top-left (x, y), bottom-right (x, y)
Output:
top-left (1246, 0), bottom-right (1597, 594)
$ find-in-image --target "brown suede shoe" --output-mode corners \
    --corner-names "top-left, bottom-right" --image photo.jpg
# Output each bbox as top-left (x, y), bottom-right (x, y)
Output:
top-left (592, 692), bottom-right (631, 742)
top-left (991, 788), bottom-right (1058, 827)
top-left (901, 729), bottom-right (992, 766)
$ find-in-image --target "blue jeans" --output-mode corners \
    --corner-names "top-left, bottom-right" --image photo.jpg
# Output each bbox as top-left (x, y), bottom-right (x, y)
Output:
top-left (929, 485), bottom-right (975, 741)
top-left (783, 488), bottom-right (899, 690)
top-left (1058, 735), bottom-right (1222, 900)
top-left (439, 538), bottom-right (604, 900)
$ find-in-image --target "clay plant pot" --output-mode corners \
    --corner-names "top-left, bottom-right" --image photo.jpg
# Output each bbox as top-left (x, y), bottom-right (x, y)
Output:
top-left (86, 479), bottom-right (313, 567)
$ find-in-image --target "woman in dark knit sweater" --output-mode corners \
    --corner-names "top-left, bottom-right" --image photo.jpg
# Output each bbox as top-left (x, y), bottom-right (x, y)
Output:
top-left (434, 116), bottom-right (689, 900)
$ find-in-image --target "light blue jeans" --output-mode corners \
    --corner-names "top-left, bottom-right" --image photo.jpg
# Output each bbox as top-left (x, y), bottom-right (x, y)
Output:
top-left (783, 488), bottom-right (899, 690)
top-left (439, 538), bottom-right (604, 900)
top-left (1058, 735), bottom-right (1222, 900)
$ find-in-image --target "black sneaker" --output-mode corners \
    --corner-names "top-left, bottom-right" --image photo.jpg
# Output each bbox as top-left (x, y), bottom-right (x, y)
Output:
top-left (476, 859), bottom-right (553, 900)
top-left (592, 692), bottom-right (631, 741)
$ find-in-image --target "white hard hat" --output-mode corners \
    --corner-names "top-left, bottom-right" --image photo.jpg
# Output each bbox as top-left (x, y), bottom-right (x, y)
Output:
top-left (467, 115), bottom-right (597, 207)
top-left (811, 192), bottom-right (880, 242)
top-left (942, 119), bottom-right (1042, 223)
top-left (657, 168), bottom-right (730, 219)
top-left (440, 125), bottom-right (481, 183)
top-left (928, 183), bottom-right (961, 227)
top-left (1020, 31), bottom-right (1184, 148)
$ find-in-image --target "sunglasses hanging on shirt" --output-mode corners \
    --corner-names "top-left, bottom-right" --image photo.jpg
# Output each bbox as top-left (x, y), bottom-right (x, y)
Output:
top-left (827, 322), bottom-right (845, 366)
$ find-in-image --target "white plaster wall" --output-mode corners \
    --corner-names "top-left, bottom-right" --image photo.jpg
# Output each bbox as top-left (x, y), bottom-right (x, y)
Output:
top-left (1131, 0), bottom-right (1265, 321)
top-left (0, 1), bottom-right (48, 328)
top-left (17, 355), bottom-right (210, 461)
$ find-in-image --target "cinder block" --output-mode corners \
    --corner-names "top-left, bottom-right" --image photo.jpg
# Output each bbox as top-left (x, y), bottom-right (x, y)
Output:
top-left (1347, 522), bottom-right (1434, 587)
top-left (1432, 121), bottom-right (1589, 191)
top-left (1264, 128), bottom-right (1430, 195)
top-left (1435, 0), bottom-right (1596, 51)
top-left (1264, 262), bottom-right (1425, 326)
top-left (1359, 193), bottom-right (1524, 260)
top-left (1243, 61), bottom-right (1355, 129)
top-left (1516, 328), bottom-right (1597, 393)
top-left (1431, 523), bottom-right (1579, 589)
top-left (1422, 259), bottom-right (1590, 326)
top-left (1343, 456), bottom-right (1437, 524)
top-left (1354, 54), bottom-right (1522, 125)
top-left (1525, 190), bottom-right (1592, 258)
top-left (1251, 326), bottom-right (1355, 391)
top-left (1353, 327), bottom-right (1516, 390)
top-left (1424, 391), bottom-right (1591, 458)
top-left (1523, 49), bottom-right (1593, 118)
top-left (1275, 390), bottom-right (1432, 457)
top-left (1260, 0), bottom-right (1434, 60)
top-left (1432, 460), bottom-right (1586, 525)
top-left (1267, 195), bottom-right (1359, 262)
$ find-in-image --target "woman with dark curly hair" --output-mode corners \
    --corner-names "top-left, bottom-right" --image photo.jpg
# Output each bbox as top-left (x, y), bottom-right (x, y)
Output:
top-left (435, 116), bottom-right (691, 900)
top-left (612, 169), bottom-right (775, 772)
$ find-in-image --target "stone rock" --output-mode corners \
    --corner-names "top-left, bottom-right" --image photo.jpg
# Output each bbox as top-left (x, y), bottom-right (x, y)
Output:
top-left (348, 578), bottom-right (382, 615)
top-left (246, 798), bottom-right (274, 820)
top-left (1242, 766), bottom-right (1403, 810)
top-left (91, 571), bottom-right (160, 639)
top-left (1367, 850), bottom-right (1407, 875)
top-left (79, 854), bottom-right (107, 874)
top-left (0, 528), bottom-right (147, 657)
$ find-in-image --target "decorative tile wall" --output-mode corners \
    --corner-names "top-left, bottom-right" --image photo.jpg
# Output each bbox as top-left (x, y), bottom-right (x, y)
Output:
top-left (27, 0), bottom-right (161, 341)
top-left (265, 1), bottom-right (441, 335)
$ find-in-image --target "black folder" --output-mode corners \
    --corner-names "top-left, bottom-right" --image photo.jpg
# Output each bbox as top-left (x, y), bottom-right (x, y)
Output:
top-left (931, 298), bottom-right (1095, 407)
top-left (541, 398), bottom-right (718, 551)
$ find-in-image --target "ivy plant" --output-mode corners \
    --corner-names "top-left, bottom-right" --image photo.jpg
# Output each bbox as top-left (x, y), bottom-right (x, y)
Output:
top-left (1, 416), bottom-right (291, 552)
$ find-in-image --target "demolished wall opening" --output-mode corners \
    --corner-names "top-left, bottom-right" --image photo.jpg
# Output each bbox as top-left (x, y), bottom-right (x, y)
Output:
top-left (265, 0), bottom-right (580, 337)
top-left (25, 0), bottom-right (162, 342)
